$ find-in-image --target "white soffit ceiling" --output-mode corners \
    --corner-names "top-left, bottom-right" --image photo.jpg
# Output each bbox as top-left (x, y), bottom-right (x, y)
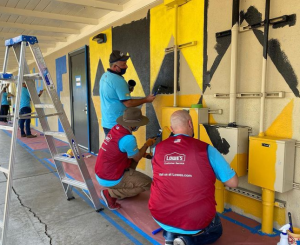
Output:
top-left (0, 0), bottom-right (160, 72)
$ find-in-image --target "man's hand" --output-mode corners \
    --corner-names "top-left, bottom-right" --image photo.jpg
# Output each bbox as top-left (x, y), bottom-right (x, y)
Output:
top-left (144, 138), bottom-right (156, 147)
top-left (143, 153), bottom-right (153, 159)
top-left (145, 94), bottom-right (156, 103)
top-left (38, 90), bottom-right (44, 97)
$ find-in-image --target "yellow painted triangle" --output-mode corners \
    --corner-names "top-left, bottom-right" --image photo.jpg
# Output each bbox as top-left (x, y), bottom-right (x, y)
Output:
top-left (123, 55), bottom-right (145, 97)
top-left (265, 99), bottom-right (294, 138)
top-left (150, 4), bottom-right (173, 90)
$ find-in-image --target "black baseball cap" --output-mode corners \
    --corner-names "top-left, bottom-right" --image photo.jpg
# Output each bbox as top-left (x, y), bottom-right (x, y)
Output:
top-left (109, 50), bottom-right (130, 63)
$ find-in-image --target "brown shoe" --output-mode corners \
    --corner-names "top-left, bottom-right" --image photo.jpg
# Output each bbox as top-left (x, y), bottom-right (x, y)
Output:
top-left (26, 134), bottom-right (37, 138)
top-left (21, 134), bottom-right (27, 137)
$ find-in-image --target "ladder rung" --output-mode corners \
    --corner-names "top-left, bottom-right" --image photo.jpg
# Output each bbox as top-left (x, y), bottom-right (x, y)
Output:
top-left (0, 166), bottom-right (9, 174)
top-left (34, 104), bottom-right (54, 109)
top-left (0, 79), bottom-right (16, 84)
top-left (44, 131), bottom-right (66, 137)
top-left (23, 112), bottom-right (61, 119)
top-left (24, 73), bottom-right (42, 80)
top-left (24, 73), bottom-right (40, 77)
top-left (0, 125), bottom-right (13, 131)
top-left (61, 177), bottom-right (87, 190)
top-left (54, 154), bottom-right (77, 165)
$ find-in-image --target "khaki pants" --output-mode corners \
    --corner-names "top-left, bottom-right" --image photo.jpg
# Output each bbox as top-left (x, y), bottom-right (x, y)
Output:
top-left (108, 168), bottom-right (152, 199)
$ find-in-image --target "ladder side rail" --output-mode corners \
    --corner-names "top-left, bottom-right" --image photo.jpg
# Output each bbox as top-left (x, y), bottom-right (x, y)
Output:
top-left (0, 82), bottom-right (3, 109)
top-left (1, 42), bottom-right (26, 245)
top-left (12, 44), bottom-right (74, 200)
top-left (2, 46), bottom-right (10, 73)
top-left (26, 81), bottom-right (74, 199)
top-left (47, 89), bottom-right (102, 210)
top-left (29, 43), bottom-right (101, 210)
top-left (0, 46), bottom-right (11, 108)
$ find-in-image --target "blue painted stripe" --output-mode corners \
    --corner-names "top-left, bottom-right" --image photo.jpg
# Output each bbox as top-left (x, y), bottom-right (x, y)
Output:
top-left (55, 55), bottom-right (67, 133)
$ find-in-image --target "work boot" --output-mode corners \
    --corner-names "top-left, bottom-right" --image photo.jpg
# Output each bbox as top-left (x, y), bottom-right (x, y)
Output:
top-left (26, 134), bottom-right (37, 138)
top-left (101, 189), bottom-right (121, 210)
top-left (173, 238), bottom-right (186, 245)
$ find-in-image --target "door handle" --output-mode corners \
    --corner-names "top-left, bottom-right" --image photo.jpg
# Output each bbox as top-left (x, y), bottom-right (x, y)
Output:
top-left (83, 104), bottom-right (87, 113)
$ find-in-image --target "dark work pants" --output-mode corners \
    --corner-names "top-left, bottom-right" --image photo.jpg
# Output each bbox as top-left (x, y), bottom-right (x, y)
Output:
top-left (163, 214), bottom-right (223, 245)
top-left (19, 107), bottom-right (32, 136)
top-left (103, 127), bottom-right (111, 137)
top-left (0, 105), bottom-right (9, 122)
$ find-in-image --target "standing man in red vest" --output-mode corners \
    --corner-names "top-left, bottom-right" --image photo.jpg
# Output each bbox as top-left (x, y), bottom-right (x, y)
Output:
top-left (149, 110), bottom-right (238, 245)
top-left (95, 107), bottom-right (156, 210)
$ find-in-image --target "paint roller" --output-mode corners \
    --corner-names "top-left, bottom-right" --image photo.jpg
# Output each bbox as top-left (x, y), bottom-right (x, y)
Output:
top-left (143, 129), bottom-right (163, 159)
top-left (150, 129), bottom-right (162, 139)
top-left (153, 85), bottom-right (168, 96)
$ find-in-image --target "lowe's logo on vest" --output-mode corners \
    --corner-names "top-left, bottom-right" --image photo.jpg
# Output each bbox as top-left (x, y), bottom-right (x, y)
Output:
top-left (164, 152), bottom-right (186, 165)
top-left (106, 134), bottom-right (112, 142)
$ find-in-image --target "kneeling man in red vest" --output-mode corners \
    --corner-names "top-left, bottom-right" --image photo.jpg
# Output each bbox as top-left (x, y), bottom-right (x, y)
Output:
top-left (149, 110), bottom-right (238, 245)
top-left (95, 107), bottom-right (155, 210)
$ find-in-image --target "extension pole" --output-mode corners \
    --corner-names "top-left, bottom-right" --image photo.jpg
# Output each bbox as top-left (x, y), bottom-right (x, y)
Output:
top-left (173, 3), bottom-right (178, 107)
top-left (229, 0), bottom-right (239, 124)
top-left (259, 0), bottom-right (270, 137)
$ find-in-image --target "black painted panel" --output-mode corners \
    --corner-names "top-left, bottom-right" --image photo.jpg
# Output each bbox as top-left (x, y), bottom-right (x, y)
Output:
top-left (152, 51), bottom-right (180, 95)
top-left (112, 12), bottom-right (150, 94)
top-left (203, 124), bottom-right (230, 155)
top-left (241, 6), bottom-right (299, 97)
top-left (93, 59), bottom-right (105, 96)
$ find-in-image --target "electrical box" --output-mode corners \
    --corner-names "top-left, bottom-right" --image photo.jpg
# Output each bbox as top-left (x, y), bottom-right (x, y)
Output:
top-left (199, 124), bottom-right (249, 177)
top-left (161, 107), bottom-right (208, 140)
top-left (248, 136), bottom-right (295, 193)
top-left (164, 0), bottom-right (188, 8)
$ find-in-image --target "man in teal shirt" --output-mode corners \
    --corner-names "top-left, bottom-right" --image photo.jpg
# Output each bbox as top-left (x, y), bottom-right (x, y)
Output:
top-left (19, 83), bottom-right (43, 138)
top-left (99, 50), bottom-right (156, 136)
top-left (0, 84), bottom-right (13, 122)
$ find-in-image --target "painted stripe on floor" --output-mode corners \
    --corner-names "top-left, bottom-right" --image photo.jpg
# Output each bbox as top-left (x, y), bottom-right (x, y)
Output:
top-left (43, 158), bottom-right (161, 245)
top-left (218, 211), bottom-right (280, 237)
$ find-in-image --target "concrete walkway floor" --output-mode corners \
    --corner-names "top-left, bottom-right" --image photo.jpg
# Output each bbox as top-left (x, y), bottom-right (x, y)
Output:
top-left (0, 129), bottom-right (153, 245)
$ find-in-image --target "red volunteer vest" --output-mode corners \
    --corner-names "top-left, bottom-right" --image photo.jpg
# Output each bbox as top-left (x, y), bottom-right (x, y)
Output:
top-left (149, 135), bottom-right (216, 230)
top-left (95, 125), bottom-right (132, 180)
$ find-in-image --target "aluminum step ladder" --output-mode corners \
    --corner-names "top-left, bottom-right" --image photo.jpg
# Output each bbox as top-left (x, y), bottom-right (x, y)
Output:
top-left (0, 35), bottom-right (103, 245)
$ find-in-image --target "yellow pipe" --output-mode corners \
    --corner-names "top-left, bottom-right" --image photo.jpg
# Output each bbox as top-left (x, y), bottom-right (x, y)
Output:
top-left (261, 188), bottom-right (275, 234)
top-left (215, 180), bottom-right (225, 213)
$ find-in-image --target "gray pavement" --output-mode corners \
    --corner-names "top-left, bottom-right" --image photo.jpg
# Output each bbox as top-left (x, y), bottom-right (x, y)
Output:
top-left (0, 130), bottom-right (155, 245)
